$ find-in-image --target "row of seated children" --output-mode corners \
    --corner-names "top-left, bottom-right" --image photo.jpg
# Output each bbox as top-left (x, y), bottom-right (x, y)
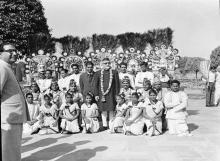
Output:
top-left (24, 79), bottom-right (191, 137)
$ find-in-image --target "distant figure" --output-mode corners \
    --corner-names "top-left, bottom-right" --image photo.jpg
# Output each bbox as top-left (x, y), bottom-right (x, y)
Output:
top-left (206, 67), bottom-right (216, 107)
top-left (0, 43), bottom-right (30, 161)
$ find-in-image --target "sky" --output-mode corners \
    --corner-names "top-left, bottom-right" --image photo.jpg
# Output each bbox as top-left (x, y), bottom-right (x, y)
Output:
top-left (41, 0), bottom-right (220, 59)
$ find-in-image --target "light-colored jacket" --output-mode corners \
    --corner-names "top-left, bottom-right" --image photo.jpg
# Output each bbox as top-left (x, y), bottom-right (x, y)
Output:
top-left (0, 59), bottom-right (30, 124)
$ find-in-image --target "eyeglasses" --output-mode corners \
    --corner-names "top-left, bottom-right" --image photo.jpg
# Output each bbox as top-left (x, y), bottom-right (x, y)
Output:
top-left (4, 49), bottom-right (18, 57)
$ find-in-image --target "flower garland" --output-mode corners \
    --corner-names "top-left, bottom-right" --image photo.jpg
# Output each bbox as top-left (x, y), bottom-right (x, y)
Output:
top-left (100, 69), bottom-right (113, 102)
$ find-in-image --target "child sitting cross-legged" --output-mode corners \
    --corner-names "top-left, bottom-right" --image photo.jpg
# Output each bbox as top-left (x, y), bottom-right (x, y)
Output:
top-left (164, 80), bottom-right (192, 136)
top-left (123, 92), bottom-right (145, 136)
top-left (36, 94), bottom-right (59, 134)
top-left (81, 92), bottom-right (100, 133)
top-left (59, 92), bottom-right (80, 134)
top-left (143, 89), bottom-right (164, 136)
top-left (109, 93), bottom-right (128, 133)
top-left (23, 93), bottom-right (40, 135)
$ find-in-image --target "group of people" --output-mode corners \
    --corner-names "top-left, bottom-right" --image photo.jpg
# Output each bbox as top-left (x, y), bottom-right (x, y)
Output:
top-left (23, 56), bottom-right (191, 137)
top-left (206, 66), bottom-right (220, 107)
top-left (1, 43), bottom-right (192, 161)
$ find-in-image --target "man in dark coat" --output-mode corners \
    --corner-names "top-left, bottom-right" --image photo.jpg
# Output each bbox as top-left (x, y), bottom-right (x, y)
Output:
top-left (79, 61), bottom-right (96, 100)
top-left (94, 58), bottom-right (120, 130)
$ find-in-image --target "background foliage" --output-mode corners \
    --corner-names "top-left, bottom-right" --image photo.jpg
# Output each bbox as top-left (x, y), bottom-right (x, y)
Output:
top-left (210, 46), bottom-right (220, 68)
top-left (0, 0), bottom-right (50, 54)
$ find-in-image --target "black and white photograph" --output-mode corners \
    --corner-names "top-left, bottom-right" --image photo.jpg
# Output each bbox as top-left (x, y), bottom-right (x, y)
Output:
top-left (0, 0), bottom-right (220, 160)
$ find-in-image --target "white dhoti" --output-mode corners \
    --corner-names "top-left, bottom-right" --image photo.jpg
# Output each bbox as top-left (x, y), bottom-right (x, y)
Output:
top-left (167, 119), bottom-right (189, 135)
top-left (2, 123), bottom-right (23, 161)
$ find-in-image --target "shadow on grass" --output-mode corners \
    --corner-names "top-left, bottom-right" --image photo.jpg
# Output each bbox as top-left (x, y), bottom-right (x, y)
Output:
top-left (22, 140), bottom-right (91, 161)
top-left (22, 135), bottom-right (71, 153)
top-left (187, 110), bottom-right (199, 116)
top-left (188, 123), bottom-right (199, 132)
top-left (22, 137), bottom-right (33, 144)
top-left (55, 146), bottom-right (108, 161)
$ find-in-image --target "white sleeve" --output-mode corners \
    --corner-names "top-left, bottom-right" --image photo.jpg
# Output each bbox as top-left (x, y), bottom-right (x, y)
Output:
top-left (129, 75), bottom-right (135, 89)
top-left (155, 101), bottom-right (164, 113)
top-left (135, 73), bottom-right (141, 88)
top-left (150, 72), bottom-right (155, 84)
top-left (91, 103), bottom-right (98, 110)
top-left (173, 92), bottom-right (188, 112)
top-left (81, 104), bottom-right (86, 110)
top-left (163, 92), bottom-right (175, 108)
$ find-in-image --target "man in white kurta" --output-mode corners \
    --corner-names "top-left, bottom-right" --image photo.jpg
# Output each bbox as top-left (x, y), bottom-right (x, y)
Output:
top-left (164, 80), bottom-right (190, 136)
top-left (0, 43), bottom-right (30, 161)
top-left (135, 62), bottom-right (154, 89)
top-left (119, 62), bottom-right (135, 89)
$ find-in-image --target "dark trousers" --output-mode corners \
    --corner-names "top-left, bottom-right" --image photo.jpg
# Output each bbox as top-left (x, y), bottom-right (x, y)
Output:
top-left (206, 82), bottom-right (215, 106)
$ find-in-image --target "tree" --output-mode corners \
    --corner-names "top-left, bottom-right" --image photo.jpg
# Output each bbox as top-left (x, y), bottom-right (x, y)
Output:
top-left (92, 34), bottom-right (118, 51)
top-left (210, 46), bottom-right (220, 68)
top-left (176, 56), bottom-right (188, 75)
top-left (57, 35), bottom-right (90, 55)
top-left (184, 57), bottom-right (205, 79)
top-left (0, 0), bottom-right (50, 54)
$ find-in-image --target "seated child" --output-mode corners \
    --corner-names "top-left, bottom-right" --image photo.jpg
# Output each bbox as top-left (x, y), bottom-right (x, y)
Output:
top-left (137, 78), bottom-right (152, 102)
top-left (164, 80), bottom-right (191, 136)
top-left (123, 92), bottom-right (145, 136)
top-left (37, 94), bottom-right (59, 134)
top-left (59, 92), bottom-right (80, 134)
top-left (23, 93), bottom-right (40, 135)
top-left (67, 80), bottom-right (83, 105)
top-left (30, 81), bottom-right (41, 105)
top-left (143, 89), bottom-right (164, 136)
top-left (109, 93), bottom-right (128, 133)
top-left (81, 93), bottom-right (99, 133)
top-left (45, 80), bottom-right (64, 109)
top-left (120, 77), bottom-right (135, 102)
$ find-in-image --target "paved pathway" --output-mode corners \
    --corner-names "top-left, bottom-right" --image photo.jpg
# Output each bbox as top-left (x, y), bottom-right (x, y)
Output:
top-left (21, 99), bottom-right (220, 161)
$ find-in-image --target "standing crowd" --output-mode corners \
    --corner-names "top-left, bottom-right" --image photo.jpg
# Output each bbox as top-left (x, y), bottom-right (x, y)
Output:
top-left (23, 58), bottom-right (192, 137)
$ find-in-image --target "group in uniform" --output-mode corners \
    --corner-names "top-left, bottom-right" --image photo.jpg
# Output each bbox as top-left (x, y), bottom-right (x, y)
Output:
top-left (22, 57), bottom-right (192, 137)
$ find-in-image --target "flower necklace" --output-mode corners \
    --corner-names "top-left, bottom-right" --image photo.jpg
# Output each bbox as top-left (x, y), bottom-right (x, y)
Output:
top-left (100, 69), bottom-right (113, 102)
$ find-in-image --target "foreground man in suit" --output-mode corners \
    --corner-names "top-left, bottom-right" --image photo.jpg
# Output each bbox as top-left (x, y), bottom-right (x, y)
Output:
top-left (0, 43), bottom-right (30, 161)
